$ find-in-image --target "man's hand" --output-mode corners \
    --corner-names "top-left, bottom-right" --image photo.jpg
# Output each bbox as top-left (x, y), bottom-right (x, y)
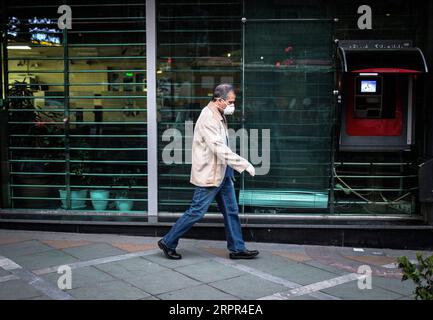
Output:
top-left (246, 164), bottom-right (255, 176)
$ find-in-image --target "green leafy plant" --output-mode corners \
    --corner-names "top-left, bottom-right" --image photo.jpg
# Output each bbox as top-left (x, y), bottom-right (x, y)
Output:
top-left (397, 253), bottom-right (433, 300)
top-left (8, 79), bottom-right (36, 125)
top-left (9, 80), bottom-right (64, 173)
top-left (70, 144), bottom-right (97, 188)
top-left (9, 79), bottom-right (64, 127)
top-left (111, 168), bottom-right (138, 198)
top-left (71, 164), bottom-right (93, 188)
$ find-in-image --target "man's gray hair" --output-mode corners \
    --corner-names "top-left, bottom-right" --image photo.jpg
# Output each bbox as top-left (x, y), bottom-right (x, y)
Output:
top-left (213, 83), bottom-right (234, 101)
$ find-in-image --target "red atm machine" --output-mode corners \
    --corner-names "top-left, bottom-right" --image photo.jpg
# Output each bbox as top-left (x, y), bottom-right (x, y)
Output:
top-left (337, 40), bottom-right (428, 151)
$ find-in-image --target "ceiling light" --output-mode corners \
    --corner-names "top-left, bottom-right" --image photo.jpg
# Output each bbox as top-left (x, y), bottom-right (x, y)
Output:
top-left (7, 45), bottom-right (31, 50)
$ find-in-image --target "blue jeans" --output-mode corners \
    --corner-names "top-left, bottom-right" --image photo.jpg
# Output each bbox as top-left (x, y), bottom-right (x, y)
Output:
top-left (162, 177), bottom-right (246, 253)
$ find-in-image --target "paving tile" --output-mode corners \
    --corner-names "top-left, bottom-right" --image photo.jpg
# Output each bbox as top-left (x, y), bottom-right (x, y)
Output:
top-left (0, 268), bottom-right (10, 277)
top-left (209, 274), bottom-right (287, 300)
top-left (0, 279), bottom-right (42, 300)
top-left (0, 240), bottom-right (53, 258)
top-left (321, 281), bottom-right (404, 300)
top-left (123, 270), bottom-right (201, 295)
top-left (344, 255), bottom-right (397, 266)
top-left (140, 295), bottom-right (160, 300)
top-left (303, 260), bottom-right (348, 276)
top-left (175, 260), bottom-right (244, 283)
top-left (266, 262), bottom-right (345, 285)
top-left (382, 250), bottom-right (430, 258)
top-left (199, 247), bottom-right (228, 258)
top-left (41, 266), bottom-right (117, 289)
top-left (372, 276), bottom-right (416, 296)
top-left (285, 294), bottom-right (320, 300)
top-left (234, 251), bottom-right (298, 272)
top-left (95, 257), bottom-right (169, 280)
top-left (271, 251), bottom-right (312, 262)
top-left (0, 237), bottom-right (31, 245)
top-left (61, 243), bottom-right (126, 260)
top-left (26, 295), bottom-right (53, 300)
top-left (143, 249), bottom-right (211, 268)
top-left (158, 284), bottom-right (239, 300)
top-left (12, 250), bottom-right (80, 270)
top-left (111, 243), bottom-right (158, 252)
top-left (397, 295), bottom-right (415, 300)
top-left (263, 244), bottom-right (307, 254)
top-left (41, 240), bottom-right (92, 250)
top-left (68, 280), bottom-right (150, 300)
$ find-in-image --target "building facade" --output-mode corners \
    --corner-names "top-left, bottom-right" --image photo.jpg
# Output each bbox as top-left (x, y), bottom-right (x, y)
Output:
top-left (1, 0), bottom-right (433, 242)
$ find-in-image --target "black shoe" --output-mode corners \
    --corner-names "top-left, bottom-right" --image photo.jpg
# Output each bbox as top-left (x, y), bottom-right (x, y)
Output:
top-left (158, 239), bottom-right (182, 260)
top-left (246, 249), bottom-right (259, 256)
top-left (229, 249), bottom-right (259, 259)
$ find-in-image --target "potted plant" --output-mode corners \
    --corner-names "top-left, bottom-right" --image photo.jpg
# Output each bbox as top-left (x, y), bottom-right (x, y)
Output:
top-left (87, 149), bottom-right (116, 211)
top-left (59, 163), bottom-right (89, 210)
top-left (59, 144), bottom-right (114, 211)
top-left (62, 164), bottom-right (112, 211)
top-left (9, 79), bottom-right (64, 208)
top-left (89, 177), bottom-right (111, 211)
top-left (111, 169), bottom-right (137, 211)
top-left (59, 144), bottom-right (94, 210)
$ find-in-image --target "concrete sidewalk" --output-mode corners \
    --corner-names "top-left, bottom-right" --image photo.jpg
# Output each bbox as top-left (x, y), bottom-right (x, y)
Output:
top-left (0, 229), bottom-right (430, 300)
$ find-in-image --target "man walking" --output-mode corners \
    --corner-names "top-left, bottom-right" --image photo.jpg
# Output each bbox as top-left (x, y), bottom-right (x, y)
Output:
top-left (158, 84), bottom-right (259, 260)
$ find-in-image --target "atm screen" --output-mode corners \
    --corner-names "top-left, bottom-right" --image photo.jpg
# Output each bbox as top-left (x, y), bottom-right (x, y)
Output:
top-left (360, 80), bottom-right (377, 93)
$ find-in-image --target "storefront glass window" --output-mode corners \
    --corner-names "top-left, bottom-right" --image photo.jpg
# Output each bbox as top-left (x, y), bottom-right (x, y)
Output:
top-left (157, 0), bottom-right (242, 214)
top-left (241, 18), bottom-right (334, 214)
top-left (1, 0), bottom-right (424, 218)
top-left (5, 1), bottom-right (148, 214)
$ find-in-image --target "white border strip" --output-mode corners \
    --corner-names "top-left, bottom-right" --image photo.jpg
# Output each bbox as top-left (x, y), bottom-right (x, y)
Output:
top-left (214, 257), bottom-right (340, 300)
top-left (33, 249), bottom-right (160, 275)
top-left (0, 256), bottom-right (22, 270)
top-left (0, 255), bottom-right (73, 300)
top-left (146, 0), bottom-right (158, 222)
top-left (258, 273), bottom-right (361, 300)
top-left (187, 247), bottom-right (341, 300)
top-left (0, 274), bottom-right (19, 283)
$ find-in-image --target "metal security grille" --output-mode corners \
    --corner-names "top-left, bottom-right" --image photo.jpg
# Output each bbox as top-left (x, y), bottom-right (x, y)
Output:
top-left (3, 1), bottom-right (148, 213)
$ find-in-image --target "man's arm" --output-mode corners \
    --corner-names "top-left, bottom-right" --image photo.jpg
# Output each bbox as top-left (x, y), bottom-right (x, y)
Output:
top-left (199, 118), bottom-right (252, 174)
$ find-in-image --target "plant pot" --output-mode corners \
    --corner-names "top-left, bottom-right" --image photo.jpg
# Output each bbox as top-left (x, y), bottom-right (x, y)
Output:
top-left (115, 197), bottom-right (134, 211)
top-left (90, 189), bottom-right (110, 211)
top-left (59, 189), bottom-right (88, 209)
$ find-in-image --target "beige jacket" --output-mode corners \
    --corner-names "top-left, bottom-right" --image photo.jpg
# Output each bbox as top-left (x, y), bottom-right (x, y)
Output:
top-left (190, 101), bottom-right (251, 187)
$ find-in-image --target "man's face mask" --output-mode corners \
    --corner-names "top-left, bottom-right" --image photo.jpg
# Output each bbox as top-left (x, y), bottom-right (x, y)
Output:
top-left (221, 99), bottom-right (235, 115)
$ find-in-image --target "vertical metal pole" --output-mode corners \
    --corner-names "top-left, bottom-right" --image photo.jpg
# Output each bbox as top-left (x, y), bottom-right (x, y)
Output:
top-left (0, 0), bottom-right (11, 208)
top-left (407, 77), bottom-right (414, 145)
top-left (241, 0), bottom-right (246, 216)
top-left (63, 27), bottom-right (71, 210)
top-left (330, 21), bottom-right (338, 215)
top-left (146, 0), bottom-right (158, 223)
